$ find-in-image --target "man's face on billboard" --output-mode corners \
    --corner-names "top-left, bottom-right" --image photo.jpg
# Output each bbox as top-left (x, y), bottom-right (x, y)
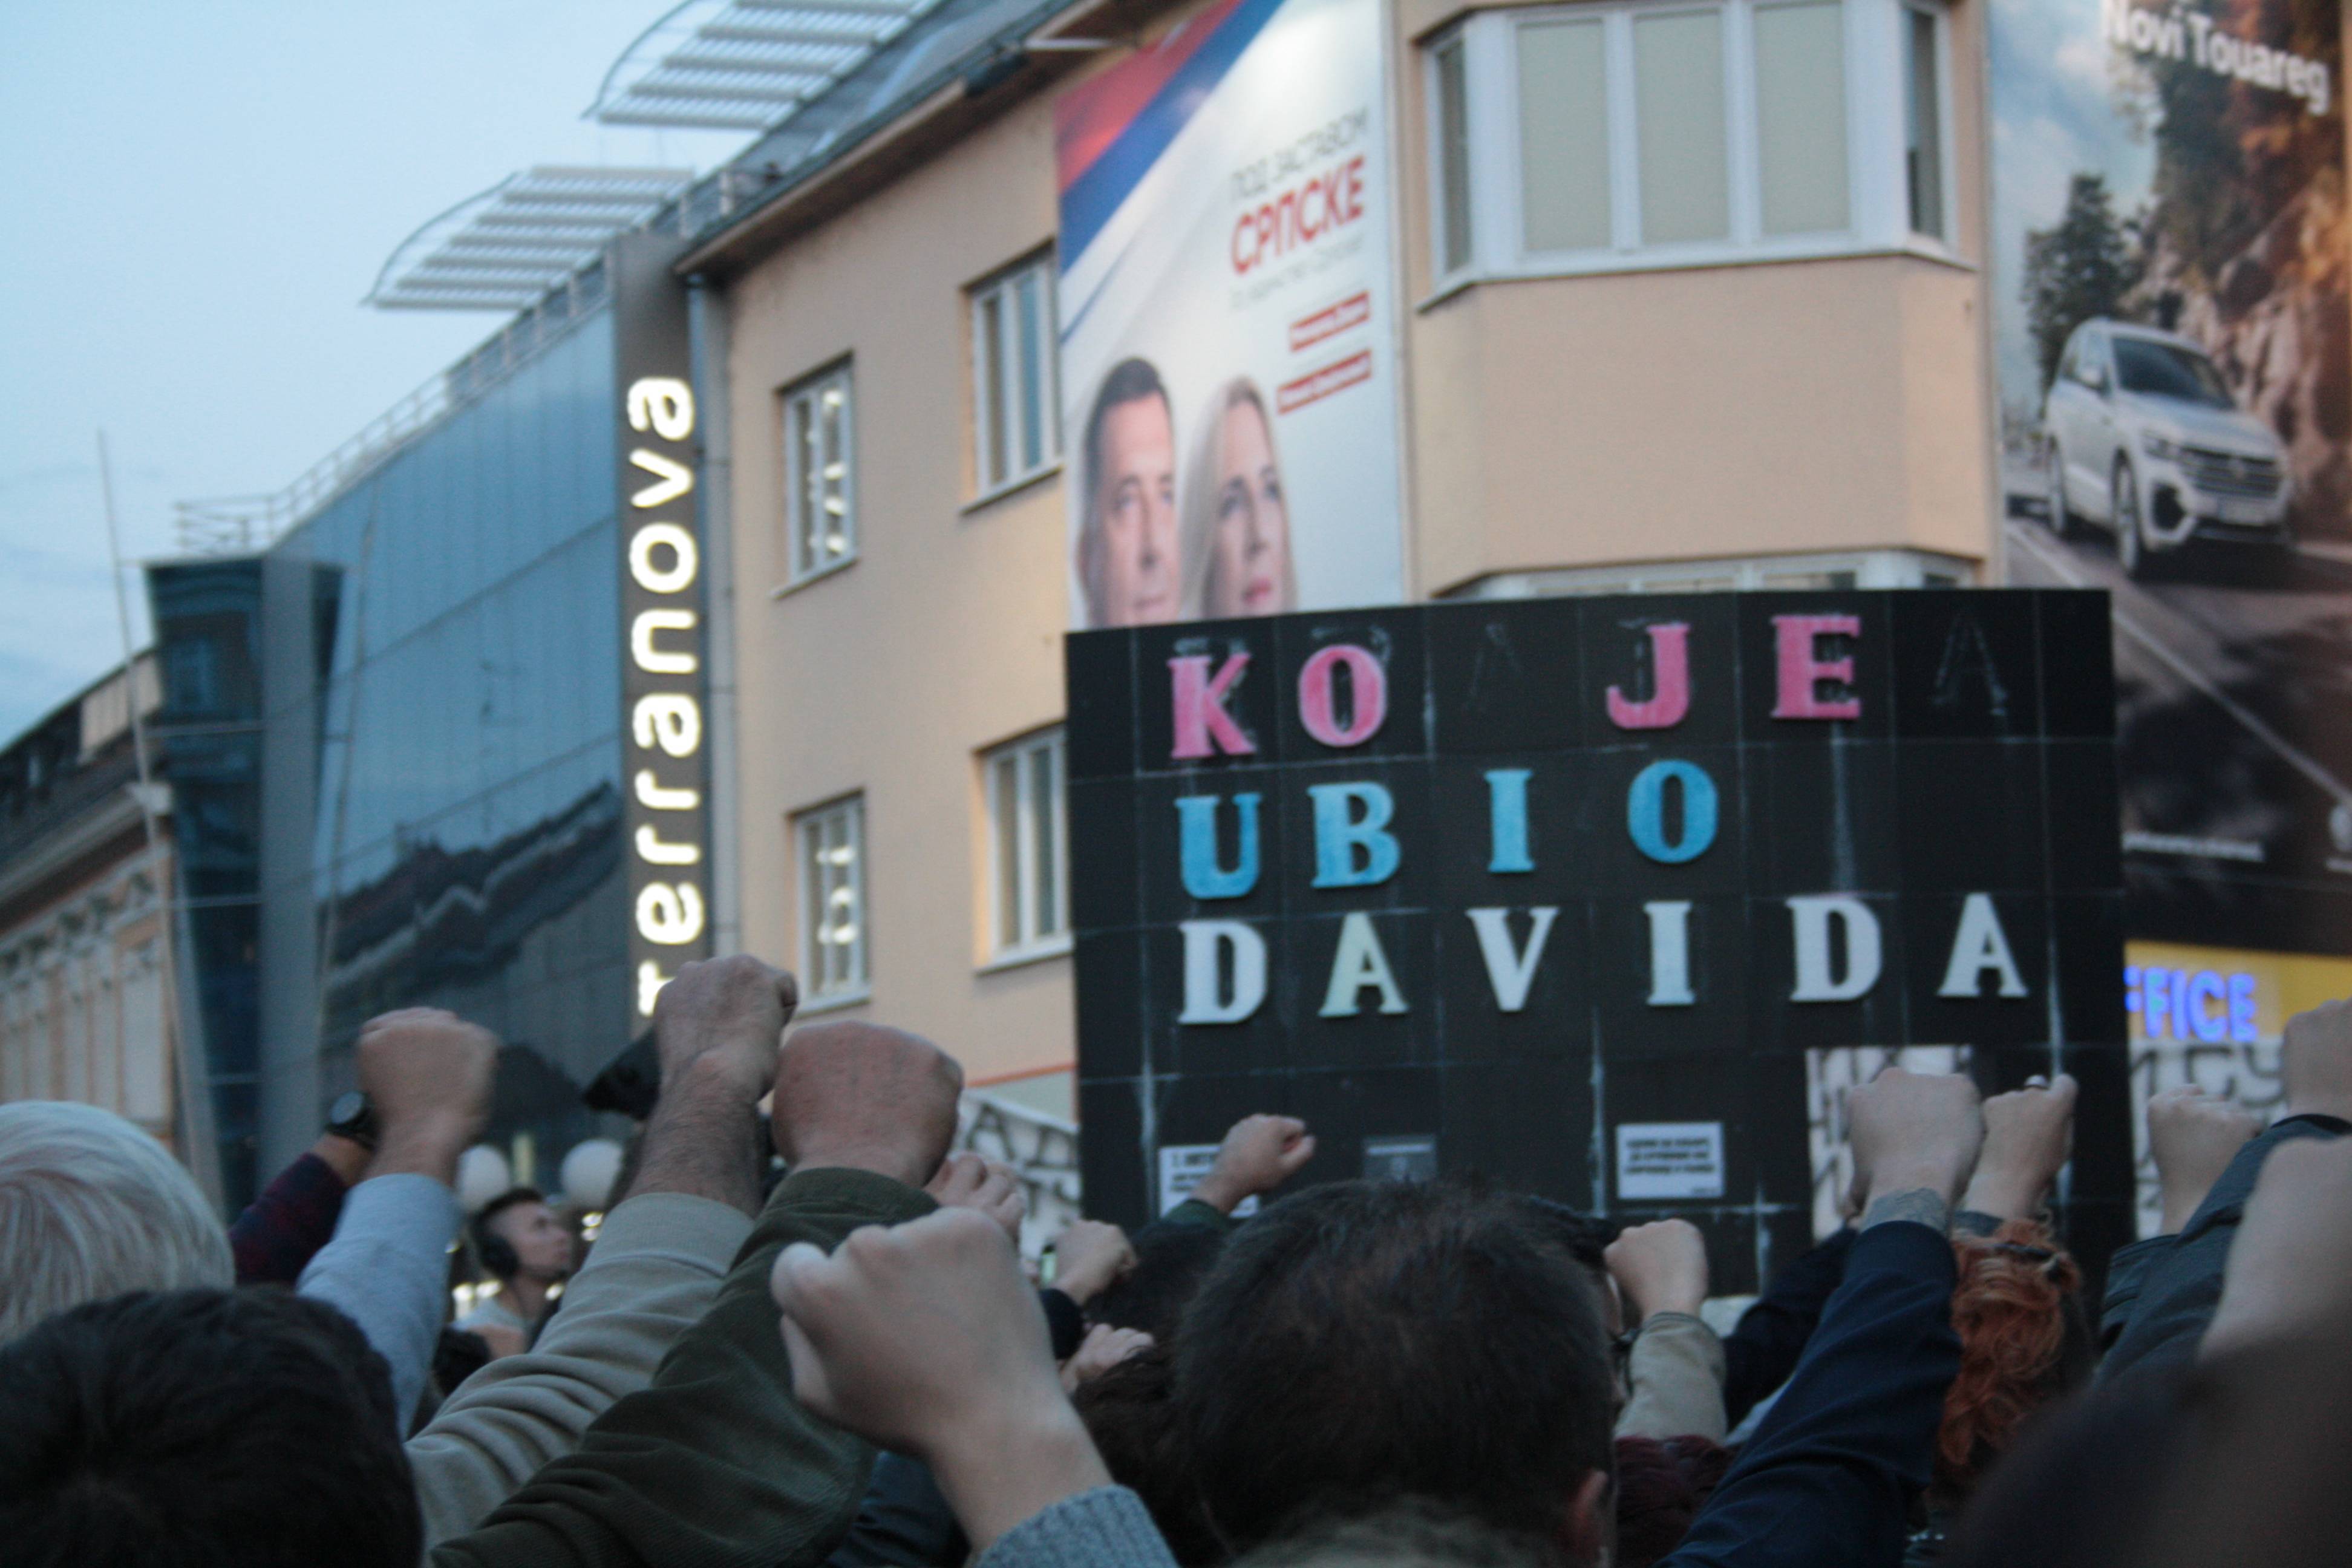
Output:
top-left (1093, 393), bottom-right (1179, 626)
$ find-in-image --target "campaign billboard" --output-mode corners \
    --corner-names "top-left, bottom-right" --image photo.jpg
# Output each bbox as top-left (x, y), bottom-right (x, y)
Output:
top-left (1056, 0), bottom-right (1405, 632)
top-left (1066, 591), bottom-right (2132, 1293)
top-left (1988, 0), bottom-right (2350, 1234)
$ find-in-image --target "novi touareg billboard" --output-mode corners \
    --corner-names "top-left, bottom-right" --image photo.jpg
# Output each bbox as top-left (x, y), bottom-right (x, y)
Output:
top-left (1068, 590), bottom-right (2134, 1290)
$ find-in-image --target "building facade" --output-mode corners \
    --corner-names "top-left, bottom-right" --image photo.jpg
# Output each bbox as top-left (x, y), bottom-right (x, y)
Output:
top-left (676, 0), bottom-right (2010, 1122)
top-left (0, 659), bottom-right (194, 1177)
top-left (142, 247), bottom-right (693, 1204)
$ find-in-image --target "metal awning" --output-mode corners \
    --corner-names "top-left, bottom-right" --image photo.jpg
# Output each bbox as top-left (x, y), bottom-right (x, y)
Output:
top-left (588, 0), bottom-right (944, 132)
top-left (367, 166), bottom-right (693, 310)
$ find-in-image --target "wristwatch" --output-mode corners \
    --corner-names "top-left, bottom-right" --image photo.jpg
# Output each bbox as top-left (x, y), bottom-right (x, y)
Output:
top-left (326, 1089), bottom-right (379, 1152)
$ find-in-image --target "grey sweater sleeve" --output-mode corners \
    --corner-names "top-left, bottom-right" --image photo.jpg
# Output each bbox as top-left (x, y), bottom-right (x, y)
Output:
top-left (297, 1173), bottom-right (461, 1426)
top-left (973, 1488), bottom-right (1179, 1568)
top-left (2099, 1114), bottom-right (2348, 1382)
top-left (1616, 1311), bottom-right (1730, 1442)
top-left (407, 1191), bottom-right (754, 1548)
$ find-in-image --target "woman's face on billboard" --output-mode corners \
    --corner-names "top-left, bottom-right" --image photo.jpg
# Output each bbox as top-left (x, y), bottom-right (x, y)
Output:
top-left (1209, 399), bottom-right (1290, 618)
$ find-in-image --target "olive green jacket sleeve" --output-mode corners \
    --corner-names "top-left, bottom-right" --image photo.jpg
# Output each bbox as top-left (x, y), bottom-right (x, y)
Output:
top-left (432, 1168), bottom-right (935, 1568)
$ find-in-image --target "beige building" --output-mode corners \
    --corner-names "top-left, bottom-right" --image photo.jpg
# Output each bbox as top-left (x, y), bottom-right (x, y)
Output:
top-left (0, 658), bottom-right (194, 1166)
top-left (682, 0), bottom-right (2002, 1117)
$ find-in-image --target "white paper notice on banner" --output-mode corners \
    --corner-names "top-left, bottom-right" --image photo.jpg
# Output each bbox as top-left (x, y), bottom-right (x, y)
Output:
top-left (1158, 1143), bottom-right (1259, 1217)
top-left (1615, 1122), bottom-right (1726, 1201)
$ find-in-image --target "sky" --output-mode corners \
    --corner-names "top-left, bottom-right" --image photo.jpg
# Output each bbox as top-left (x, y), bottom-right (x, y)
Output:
top-left (0, 1), bottom-right (747, 740)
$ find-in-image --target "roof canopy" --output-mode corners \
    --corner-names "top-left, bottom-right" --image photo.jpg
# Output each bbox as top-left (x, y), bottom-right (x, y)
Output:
top-left (366, 166), bottom-right (692, 311)
top-left (587, 0), bottom-right (945, 131)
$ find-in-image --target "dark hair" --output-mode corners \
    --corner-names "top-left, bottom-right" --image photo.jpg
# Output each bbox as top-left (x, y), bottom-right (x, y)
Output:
top-left (0, 1288), bottom-right (420, 1568)
top-left (1072, 1344), bottom-right (1222, 1566)
top-left (1233, 1498), bottom-right (1564, 1567)
top-left (1175, 1179), bottom-right (1616, 1552)
top-left (1089, 1220), bottom-right (1229, 1341)
top-left (1511, 1196), bottom-right (1612, 1273)
top-left (1083, 357), bottom-right (1171, 523)
top-left (473, 1186), bottom-right (547, 1281)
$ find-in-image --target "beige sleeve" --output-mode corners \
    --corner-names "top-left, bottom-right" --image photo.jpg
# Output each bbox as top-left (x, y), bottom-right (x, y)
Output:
top-left (406, 1191), bottom-right (755, 1549)
top-left (1613, 1310), bottom-right (1730, 1443)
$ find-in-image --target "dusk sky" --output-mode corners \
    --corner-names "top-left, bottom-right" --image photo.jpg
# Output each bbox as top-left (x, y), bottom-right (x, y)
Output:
top-left (0, 1), bottom-right (745, 738)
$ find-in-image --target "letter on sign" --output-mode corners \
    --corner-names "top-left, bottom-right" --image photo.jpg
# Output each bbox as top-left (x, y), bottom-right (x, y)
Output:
top-left (1298, 644), bottom-right (1388, 747)
top-left (1178, 920), bottom-right (1268, 1024)
top-left (1169, 655), bottom-right (1256, 760)
top-left (1938, 892), bottom-right (2027, 999)
top-left (1607, 622), bottom-right (1691, 730)
top-left (1177, 792), bottom-right (1261, 900)
top-left (1788, 895), bottom-right (1882, 1002)
top-left (1320, 912), bottom-right (1408, 1017)
top-left (632, 609), bottom-right (699, 675)
top-left (1308, 782), bottom-right (1400, 887)
top-left (627, 377), bottom-right (694, 440)
top-left (1772, 614), bottom-right (1862, 720)
top-left (1465, 907), bottom-right (1558, 1013)
top-left (628, 524), bottom-right (699, 593)
top-left (637, 882), bottom-right (707, 946)
top-left (632, 694), bottom-right (702, 758)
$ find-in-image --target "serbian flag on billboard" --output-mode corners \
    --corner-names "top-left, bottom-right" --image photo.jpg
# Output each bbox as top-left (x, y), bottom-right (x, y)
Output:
top-left (1056, 0), bottom-right (1405, 630)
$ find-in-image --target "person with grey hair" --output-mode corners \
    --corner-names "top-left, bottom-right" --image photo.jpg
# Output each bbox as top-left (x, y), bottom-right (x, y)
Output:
top-left (0, 1099), bottom-right (234, 1344)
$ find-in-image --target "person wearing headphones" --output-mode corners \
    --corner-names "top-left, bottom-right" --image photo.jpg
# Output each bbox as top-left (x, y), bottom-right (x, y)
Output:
top-left (457, 1187), bottom-right (575, 1356)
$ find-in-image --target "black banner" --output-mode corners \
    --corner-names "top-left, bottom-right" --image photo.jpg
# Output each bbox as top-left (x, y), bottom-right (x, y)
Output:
top-left (1068, 590), bottom-right (2132, 1291)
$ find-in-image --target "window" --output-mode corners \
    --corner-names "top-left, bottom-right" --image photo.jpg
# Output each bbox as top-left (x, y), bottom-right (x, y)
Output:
top-left (1903, 2), bottom-right (1946, 240)
top-left (1428, 1), bottom-right (1952, 284)
top-left (1433, 33), bottom-right (1475, 274)
top-left (971, 256), bottom-right (1060, 495)
top-left (984, 729), bottom-right (1068, 961)
top-left (796, 795), bottom-right (867, 1001)
top-left (782, 363), bottom-right (854, 582)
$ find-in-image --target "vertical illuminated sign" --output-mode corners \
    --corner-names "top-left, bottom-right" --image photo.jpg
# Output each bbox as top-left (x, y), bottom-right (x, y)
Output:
top-left (610, 235), bottom-right (710, 1018)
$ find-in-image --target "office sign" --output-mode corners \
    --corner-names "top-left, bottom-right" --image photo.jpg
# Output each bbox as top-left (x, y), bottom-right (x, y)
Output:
top-left (610, 234), bottom-right (711, 1018)
top-left (1068, 591), bottom-right (2134, 1290)
top-left (1056, 0), bottom-right (1405, 632)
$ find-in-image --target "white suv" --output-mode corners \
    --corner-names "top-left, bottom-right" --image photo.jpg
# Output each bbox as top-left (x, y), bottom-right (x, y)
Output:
top-left (2042, 318), bottom-right (2293, 577)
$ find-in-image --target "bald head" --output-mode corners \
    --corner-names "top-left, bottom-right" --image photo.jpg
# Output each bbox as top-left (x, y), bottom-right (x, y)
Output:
top-left (772, 1021), bottom-right (964, 1188)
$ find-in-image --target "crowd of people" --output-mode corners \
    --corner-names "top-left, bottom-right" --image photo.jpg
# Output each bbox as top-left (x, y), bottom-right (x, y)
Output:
top-left (1, 953), bottom-right (2348, 1567)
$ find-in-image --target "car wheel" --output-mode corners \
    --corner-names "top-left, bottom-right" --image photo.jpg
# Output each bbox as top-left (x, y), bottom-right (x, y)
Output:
top-left (2045, 440), bottom-right (2078, 537)
top-left (2114, 458), bottom-right (2152, 579)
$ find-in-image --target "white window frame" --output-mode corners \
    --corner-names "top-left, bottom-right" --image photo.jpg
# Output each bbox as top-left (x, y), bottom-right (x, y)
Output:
top-left (970, 253), bottom-right (1062, 500)
top-left (795, 794), bottom-right (869, 1007)
top-left (1424, 0), bottom-right (1959, 295)
top-left (1896, 0), bottom-right (1956, 245)
top-left (982, 728), bottom-right (1070, 966)
top-left (781, 361), bottom-right (856, 586)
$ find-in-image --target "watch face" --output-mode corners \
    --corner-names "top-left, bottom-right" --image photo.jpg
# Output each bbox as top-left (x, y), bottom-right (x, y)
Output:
top-left (328, 1091), bottom-right (368, 1129)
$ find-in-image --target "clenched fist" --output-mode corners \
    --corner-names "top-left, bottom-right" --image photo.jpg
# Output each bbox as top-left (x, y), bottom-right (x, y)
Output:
top-left (771, 1021), bottom-right (962, 1188)
top-left (1847, 1067), bottom-right (1983, 1230)
top-left (2283, 998), bottom-right (2352, 1123)
top-left (1962, 1074), bottom-right (2077, 1221)
top-left (356, 1008), bottom-right (498, 1183)
top-left (1194, 1114), bottom-right (1315, 1214)
top-left (653, 954), bottom-right (797, 1103)
top-left (1606, 1219), bottom-right (1710, 1324)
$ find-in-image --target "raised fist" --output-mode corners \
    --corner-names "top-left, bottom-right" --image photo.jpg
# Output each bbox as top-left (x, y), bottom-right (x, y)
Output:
top-left (357, 1008), bottom-right (497, 1181)
top-left (653, 955), bottom-right (798, 1103)
top-left (1847, 1067), bottom-right (1984, 1227)
top-left (1194, 1114), bottom-right (1315, 1214)
top-left (2146, 1086), bottom-right (2262, 1234)
top-left (1606, 1218), bottom-right (1710, 1323)
top-left (771, 1021), bottom-right (962, 1189)
top-left (1047, 1220), bottom-right (1134, 1305)
top-left (1962, 1073), bottom-right (2077, 1221)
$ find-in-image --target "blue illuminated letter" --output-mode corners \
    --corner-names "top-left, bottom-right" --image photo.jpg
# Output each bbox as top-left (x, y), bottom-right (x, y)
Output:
top-left (1625, 760), bottom-right (1718, 864)
top-left (1309, 782), bottom-right (1400, 887)
top-left (1177, 792), bottom-right (1260, 900)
